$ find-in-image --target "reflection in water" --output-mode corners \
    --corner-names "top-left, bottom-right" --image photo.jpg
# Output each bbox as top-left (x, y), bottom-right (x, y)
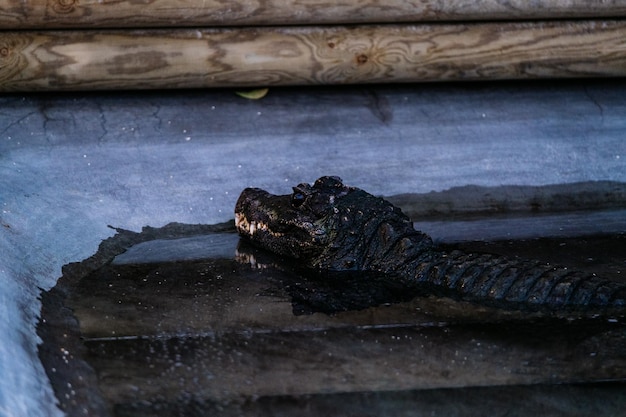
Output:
top-left (38, 224), bottom-right (626, 417)
top-left (236, 239), bottom-right (419, 315)
top-left (235, 238), bottom-right (626, 319)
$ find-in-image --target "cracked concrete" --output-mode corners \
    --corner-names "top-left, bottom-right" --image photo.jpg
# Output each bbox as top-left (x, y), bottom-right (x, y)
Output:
top-left (1, 80), bottom-right (626, 416)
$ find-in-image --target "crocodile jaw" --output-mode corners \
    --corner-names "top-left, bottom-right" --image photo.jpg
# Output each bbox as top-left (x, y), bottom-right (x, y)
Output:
top-left (235, 212), bottom-right (284, 238)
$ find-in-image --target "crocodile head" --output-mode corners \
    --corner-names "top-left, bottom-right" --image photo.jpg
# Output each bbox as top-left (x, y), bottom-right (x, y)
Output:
top-left (235, 176), bottom-right (432, 270)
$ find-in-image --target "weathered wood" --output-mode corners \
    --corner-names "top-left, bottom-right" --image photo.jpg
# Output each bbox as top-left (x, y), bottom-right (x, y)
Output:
top-left (2, 21), bottom-right (626, 91)
top-left (2, 0), bottom-right (626, 29)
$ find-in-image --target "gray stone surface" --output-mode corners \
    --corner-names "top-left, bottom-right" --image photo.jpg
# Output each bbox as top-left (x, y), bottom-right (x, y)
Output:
top-left (47, 217), bottom-right (626, 416)
top-left (1, 81), bottom-right (625, 416)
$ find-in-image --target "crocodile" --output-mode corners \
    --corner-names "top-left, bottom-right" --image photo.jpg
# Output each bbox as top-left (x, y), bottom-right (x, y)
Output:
top-left (235, 176), bottom-right (626, 312)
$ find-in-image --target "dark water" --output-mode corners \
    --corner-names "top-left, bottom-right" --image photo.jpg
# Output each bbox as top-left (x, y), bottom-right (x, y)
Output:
top-left (38, 223), bottom-right (626, 417)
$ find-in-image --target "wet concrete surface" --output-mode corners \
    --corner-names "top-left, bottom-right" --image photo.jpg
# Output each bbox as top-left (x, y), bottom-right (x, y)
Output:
top-left (2, 80), bottom-right (626, 416)
top-left (38, 220), bottom-right (626, 417)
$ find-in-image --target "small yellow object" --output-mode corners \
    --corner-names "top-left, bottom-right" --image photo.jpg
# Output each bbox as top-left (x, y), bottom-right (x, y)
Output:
top-left (235, 88), bottom-right (269, 100)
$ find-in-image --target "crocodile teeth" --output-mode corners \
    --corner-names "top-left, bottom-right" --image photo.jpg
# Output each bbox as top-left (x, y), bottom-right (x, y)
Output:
top-left (235, 213), bottom-right (284, 237)
top-left (235, 212), bottom-right (249, 232)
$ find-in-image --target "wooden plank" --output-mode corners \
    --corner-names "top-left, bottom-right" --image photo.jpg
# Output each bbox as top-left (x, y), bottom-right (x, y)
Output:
top-left (2, 0), bottom-right (626, 29)
top-left (3, 20), bottom-right (626, 91)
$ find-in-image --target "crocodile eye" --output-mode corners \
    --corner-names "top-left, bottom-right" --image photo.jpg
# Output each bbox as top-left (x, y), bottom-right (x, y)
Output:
top-left (291, 192), bottom-right (306, 208)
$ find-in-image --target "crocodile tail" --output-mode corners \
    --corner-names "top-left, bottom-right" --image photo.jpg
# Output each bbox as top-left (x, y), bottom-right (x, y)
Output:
top-left (411, 250), bottom-right (626, 310)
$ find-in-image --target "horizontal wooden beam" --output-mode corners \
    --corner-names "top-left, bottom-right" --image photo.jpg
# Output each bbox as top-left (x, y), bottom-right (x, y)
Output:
top-left (2, 21), bottom-right (626, 91)
top-left (2, 0), bottom-right (626, 29)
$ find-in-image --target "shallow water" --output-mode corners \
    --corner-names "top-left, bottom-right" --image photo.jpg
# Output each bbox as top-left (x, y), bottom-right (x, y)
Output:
top-left (38, 224), bottom-right (626, 416)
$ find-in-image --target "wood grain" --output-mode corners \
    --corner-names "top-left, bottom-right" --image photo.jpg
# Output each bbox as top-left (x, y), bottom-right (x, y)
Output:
top-left (1, 0), bottom-right (626, 29)
top-left (2, 21), bottom-right (626, 91)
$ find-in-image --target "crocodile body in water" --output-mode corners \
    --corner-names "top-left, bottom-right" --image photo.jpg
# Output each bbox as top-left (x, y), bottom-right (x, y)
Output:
top-left (235, 176), bottom-right (626, 312)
